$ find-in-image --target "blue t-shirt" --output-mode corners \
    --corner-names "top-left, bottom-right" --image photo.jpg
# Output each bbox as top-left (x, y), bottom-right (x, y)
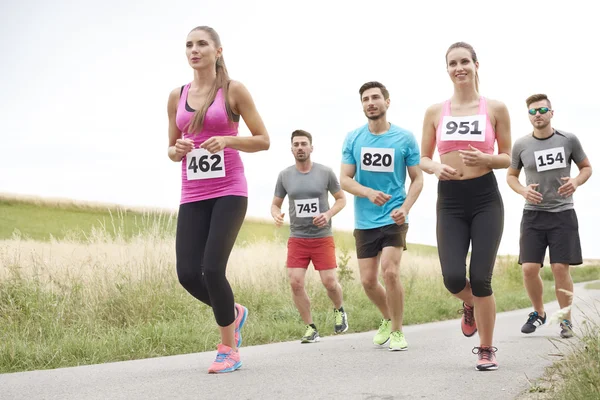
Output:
top-left (342, 123), bottom-right (420, 229)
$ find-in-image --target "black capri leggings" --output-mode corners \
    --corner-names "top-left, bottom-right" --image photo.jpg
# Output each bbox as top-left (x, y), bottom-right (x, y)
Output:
top-left (176, 195), bottom-right (247, 327)
top-left (436, 172), bottom-right (504, 298)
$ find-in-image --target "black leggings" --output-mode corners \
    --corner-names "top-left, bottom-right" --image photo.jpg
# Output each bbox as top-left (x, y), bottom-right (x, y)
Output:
top-left (436, 172), bottom-right (504, 298)
top-left (176, 196), bottom-right (247, 327)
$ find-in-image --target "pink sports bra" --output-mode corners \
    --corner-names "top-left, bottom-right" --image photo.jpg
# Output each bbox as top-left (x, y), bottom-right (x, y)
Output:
top-left (435, 97), bottom-right (496, 156)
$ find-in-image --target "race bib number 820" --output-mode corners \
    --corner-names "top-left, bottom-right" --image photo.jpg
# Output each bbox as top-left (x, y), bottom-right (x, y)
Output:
top-left (186, 148), bottom-right (226, 180)
top-left (360, 147), bottom-right (394, 172)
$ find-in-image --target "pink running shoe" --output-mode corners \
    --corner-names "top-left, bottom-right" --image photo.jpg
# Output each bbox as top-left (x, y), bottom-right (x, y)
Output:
top-left (460, 302), bottom-right (477, 337)
top-left (234, 303), bottom-right (248, 348)
top-left (207, 344), bottom-right (242, 374)
top-left (473, 346), bottom-right (498, 371)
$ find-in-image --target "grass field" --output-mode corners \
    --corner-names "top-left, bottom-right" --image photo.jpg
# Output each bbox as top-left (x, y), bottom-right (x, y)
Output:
top-left (1, 194), bottom-right (599, 374)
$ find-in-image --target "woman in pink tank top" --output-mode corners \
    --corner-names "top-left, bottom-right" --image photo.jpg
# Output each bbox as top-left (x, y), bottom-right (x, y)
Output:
top-left (419, 42), bottom-right (512, 371)
top-left (166, 26), bottom-right (270, 374)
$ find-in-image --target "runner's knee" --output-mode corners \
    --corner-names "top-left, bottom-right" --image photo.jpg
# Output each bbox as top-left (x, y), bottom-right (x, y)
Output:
top-left (470, 277), bottom-right (493, 297)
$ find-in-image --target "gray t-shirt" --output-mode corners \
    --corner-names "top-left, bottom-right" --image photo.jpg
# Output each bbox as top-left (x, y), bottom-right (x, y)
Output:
top-left (511, 130), bottom-right (587, 212)
top-left (274, 162), bottom-right (341, 238)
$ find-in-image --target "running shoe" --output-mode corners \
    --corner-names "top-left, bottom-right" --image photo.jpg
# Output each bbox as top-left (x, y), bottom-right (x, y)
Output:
top-left (388, 331), bottom-right (408, 351)
top-left (473, 346), bottom-right (498, 371)
top-left (207, 344), bottom-right (242, 374)
top-left (560, 319), bottom-right (574, 338)
top-left (301, 325), bottom-right (320, 343)
top-left (334, 308), bottom-right (349, 334)
top-left (521, 311), bottom-right (546, 334)
top-left (234, 303), bottom-right (248, 348)
top-left (460, 302), bottom-right (477, 337)
top-left (373, 319), bottom-right (392, 346)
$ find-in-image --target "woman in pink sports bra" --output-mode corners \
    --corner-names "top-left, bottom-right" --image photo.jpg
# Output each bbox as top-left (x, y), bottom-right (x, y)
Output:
top-left (166, 26), bottom-right (270, 374)
top-left (419, 42), bottom-right (512, 371)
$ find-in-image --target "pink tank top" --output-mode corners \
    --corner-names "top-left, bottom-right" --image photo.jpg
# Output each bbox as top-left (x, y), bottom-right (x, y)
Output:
top-left (176, 84), bottom-right (247, 204)
top-left (436, 97), bottom-right (496, 156)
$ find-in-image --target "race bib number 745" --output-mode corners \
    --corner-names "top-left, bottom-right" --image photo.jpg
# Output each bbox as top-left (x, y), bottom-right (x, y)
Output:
top-left (294, 198), bottom-right (319, 218)
top-left (186, 148), bottom-right (226, 180)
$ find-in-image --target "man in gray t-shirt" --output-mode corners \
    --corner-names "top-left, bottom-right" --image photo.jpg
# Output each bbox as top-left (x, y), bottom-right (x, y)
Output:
top-left (271, 130), bottom-right (348, 343)
top-left (507, 93), bottom-right (593, 339)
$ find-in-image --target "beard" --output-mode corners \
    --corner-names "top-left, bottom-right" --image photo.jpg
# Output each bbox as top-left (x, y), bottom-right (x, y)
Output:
top-left (534, 119), bottom-right (551, 130)
top-left (365, 110), bottom-right (386, 121)
top-left (294, 153), bottom-right (309, 161)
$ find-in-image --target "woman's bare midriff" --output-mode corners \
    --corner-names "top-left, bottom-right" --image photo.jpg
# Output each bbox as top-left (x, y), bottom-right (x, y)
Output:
top-left (440, 151), bottom-right (492, 180)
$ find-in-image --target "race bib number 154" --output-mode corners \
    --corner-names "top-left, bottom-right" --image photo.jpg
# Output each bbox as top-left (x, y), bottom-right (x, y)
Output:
top-left (534, 147), bottom-right (566, 172)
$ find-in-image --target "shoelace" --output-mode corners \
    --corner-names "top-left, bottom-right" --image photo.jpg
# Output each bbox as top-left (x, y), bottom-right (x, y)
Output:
top-left (459, 304), bottom-right (475, 325)
top-left (334, 310), bottom-right (343, 325)
top-left (214, 352), bottom-right (228, 362)
top-left (378, 319), bottom-right (389, 332)
top-left (472, 346), bottom-right (498, 361)
top-left (526, 311), bottom-right (540, 324)
top-left (304, 326), bottom-right (315, 337)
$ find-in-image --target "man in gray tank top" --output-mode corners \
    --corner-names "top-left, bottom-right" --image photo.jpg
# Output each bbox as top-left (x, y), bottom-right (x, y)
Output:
top-left (507, 93), bottom-right (592, 339)
top-left (271, 130), bottom-right (348, 343)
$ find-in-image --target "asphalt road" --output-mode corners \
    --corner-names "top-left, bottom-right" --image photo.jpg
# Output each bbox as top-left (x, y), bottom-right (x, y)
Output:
top-left (2, 282), bottom-right (599, 400)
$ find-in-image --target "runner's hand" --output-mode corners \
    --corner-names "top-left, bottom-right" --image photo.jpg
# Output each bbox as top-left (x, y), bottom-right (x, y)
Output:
top-left (391, 207), bottom-right (407, 225)
top-left (458, 145), bottom-right (489, 167)
top-left (434, 163), bottom-right (458, 181)
top-left (175, 139), bottom-right (194, 158)
top-left (201, 137), bottom-right (228, 154)
top-left (272, 212), bottom-right (285, 227)
top-left (313, 212), bottom-right (330, 228)
top-left (367, 189), bottom-right (392, 206)
top-left (521, 183), bottom-right (543, 204)
top-left (558, 177), bottom-right (578, 197)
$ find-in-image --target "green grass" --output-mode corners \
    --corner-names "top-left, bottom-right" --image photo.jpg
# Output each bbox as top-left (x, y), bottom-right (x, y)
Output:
top-left (0, 197), bottom-right (438, 254)
top-left (1, 195), bottom-right (598, 374)
top-left (2, 254), bottom-right (599, 374)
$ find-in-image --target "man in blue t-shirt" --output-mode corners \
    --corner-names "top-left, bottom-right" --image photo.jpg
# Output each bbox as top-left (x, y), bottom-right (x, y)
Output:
top-left (340, 81), bottom-right (423, 351)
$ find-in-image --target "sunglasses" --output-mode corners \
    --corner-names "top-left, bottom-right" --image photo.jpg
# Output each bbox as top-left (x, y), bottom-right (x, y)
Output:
top-left (528, 107), bottom-right (551, 115)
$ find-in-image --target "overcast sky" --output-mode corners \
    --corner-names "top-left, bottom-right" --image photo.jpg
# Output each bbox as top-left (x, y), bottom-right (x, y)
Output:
top-left (1, 0), bottom-right (599, 258)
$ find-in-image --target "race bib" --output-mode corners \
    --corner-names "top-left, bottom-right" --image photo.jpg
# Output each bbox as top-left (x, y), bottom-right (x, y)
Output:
top-left (440, 115), bottom-right (486, 142)
top-left (294, 198), bottom-right (319, 218)
top-left (360, 147), bottom-right (394, 172)
top-left (186, 148), bottom-right (225, 180)
top-left (534, 147), bottom-right (566, 172)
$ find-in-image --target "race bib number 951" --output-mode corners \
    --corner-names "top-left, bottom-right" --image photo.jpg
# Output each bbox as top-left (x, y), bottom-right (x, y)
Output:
top-left (360, 147), bottom-right (394, 172)
top-left (534, 147), bottom-right (566, 172)
top-left (186, 148), bottom-right (226, 180)
top-left (294, 198), bottom-right (319, 218)
top-left (440, 115), bottom-right (486, 142)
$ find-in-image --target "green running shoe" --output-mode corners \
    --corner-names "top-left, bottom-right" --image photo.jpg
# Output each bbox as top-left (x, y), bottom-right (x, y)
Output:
top-left (334, 309), bottom-right (348, 334)
top-left (301, 325), bottom-right (320, 343)
top-left (388, 330), bottom-right (408, 351)
top-left (373, 318), bottom-right (391, 346)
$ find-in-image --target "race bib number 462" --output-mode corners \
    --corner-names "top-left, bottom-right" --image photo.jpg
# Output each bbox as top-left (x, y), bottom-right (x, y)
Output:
top-left (294, 198), bottom-right (319, 218)
top-left (534, 147), bottom-right (566, 172)
top-left (360, 147), bottom-right (394, 172)
top-left (186, 148), bottom-right (226, 180)
top-left (440, 115), bottom-right (486, 142)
